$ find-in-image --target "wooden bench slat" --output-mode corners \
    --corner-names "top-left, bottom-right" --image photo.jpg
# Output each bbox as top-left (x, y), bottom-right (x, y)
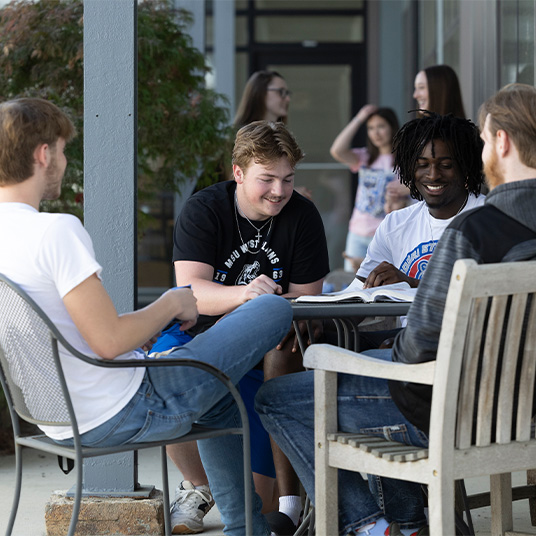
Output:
top-left (517, 296), bottom-right (536, 442)
top-left (327, 433), bottom-right (428, 462)
top-left (457, 297), bottom-right (488, 449)
top-left (496, 293), bottom-right (527, 444)
top-left (476, 295), bottom-right (508, 447)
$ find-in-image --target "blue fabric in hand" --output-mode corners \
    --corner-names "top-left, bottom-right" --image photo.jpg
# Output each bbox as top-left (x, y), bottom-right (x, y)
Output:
top-left (148, 285), bottom-right (193, 358)
top-left (148, 322), bottom-right (193, 357)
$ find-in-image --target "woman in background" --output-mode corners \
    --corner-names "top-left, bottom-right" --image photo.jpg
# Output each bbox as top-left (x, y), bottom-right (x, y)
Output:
top-left (413, 64), bottom-right (466, 118)
top-left (234, 70), bottom-right (312, 205)
top-left (331, 105), bottom-right (410, 272)
top-left (234, 70), bottom-right (291, 129)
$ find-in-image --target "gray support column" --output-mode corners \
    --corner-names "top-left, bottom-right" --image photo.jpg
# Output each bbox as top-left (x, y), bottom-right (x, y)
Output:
top-left (214, 0), bottom-right (235, 119)
top-left (82, 0), bottom-right (142, 495)
top-left (84, 0), bottom-right (137, 313)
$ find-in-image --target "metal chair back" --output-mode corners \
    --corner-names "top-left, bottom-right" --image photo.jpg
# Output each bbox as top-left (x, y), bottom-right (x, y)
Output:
top-left (0, 273), bottom-right (253, 536)
top-left (0, 277), bottom-right (73, 427)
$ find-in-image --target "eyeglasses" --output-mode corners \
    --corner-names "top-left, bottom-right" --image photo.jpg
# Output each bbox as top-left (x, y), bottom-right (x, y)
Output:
top-left (267, 87), bottom-right (292, 98)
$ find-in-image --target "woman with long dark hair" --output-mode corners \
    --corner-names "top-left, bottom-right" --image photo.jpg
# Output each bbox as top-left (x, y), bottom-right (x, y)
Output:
top-left (413, 64), bottom-right (466, 118)
top-left (331, 105), bottom-right (410, 272)
top-left (234, 70), bottom-right (291, 129)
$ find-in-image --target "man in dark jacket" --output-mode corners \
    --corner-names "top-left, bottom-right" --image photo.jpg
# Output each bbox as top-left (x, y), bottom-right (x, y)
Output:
top-left (256, 84), bottom-right (536, 536)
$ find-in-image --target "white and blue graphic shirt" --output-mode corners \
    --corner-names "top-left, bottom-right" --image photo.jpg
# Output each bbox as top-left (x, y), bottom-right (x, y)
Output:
top-left (357, 193), bottom-right (485, 281)
top-left (355, 166), bottom-right (397, 219)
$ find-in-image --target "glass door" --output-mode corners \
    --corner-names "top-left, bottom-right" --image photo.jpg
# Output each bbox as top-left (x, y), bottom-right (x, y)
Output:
top-left (256, 50), bottom-right (367, 270)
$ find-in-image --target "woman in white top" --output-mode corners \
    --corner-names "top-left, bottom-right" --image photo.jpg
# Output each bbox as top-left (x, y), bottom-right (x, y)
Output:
top-left (413, 64), bottom-right (466, 118)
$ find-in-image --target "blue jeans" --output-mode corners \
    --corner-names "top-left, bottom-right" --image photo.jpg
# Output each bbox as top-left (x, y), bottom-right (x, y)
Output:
top-left (344, 232), bottom-right (372, 272)
top-left (58, 294), bottom-right (293, 536)
top-left (255, 349), bottom-right (428, 535)
top-left (239, 369), bottom-right (276, 478)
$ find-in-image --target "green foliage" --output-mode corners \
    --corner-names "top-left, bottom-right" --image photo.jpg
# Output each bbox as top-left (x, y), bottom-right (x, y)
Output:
top-left (0, 0), bottom-right (232, 219)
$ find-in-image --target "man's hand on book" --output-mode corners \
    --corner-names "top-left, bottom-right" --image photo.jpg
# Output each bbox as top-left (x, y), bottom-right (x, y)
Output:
top-left (363, 261), bottom-right (419, 289)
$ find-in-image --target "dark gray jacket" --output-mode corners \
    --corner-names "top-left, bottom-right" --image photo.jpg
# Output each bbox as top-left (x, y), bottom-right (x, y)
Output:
top-left (390, 179), bottom-right (536, 433)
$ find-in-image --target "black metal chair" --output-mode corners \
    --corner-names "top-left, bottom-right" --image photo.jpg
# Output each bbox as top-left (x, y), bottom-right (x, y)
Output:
top-left (0, 273), bottom-right (252, 536)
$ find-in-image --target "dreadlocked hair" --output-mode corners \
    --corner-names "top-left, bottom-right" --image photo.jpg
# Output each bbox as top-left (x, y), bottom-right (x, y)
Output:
top-left (392, 111), bottom-right (484, 201)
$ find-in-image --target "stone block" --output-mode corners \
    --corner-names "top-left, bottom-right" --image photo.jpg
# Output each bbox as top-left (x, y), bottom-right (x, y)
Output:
top-left (45, 489), bottom-right (165, 536)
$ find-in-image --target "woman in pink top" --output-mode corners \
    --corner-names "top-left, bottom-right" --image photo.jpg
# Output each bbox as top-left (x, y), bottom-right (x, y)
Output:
top-left (331, 105), bottom-right (410, 272)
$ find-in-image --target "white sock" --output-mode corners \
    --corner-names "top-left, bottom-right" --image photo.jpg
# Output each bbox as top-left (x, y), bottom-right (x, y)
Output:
top-left (397, 527), bottom-right (420, 536)
top-left (279, 495), bottom-right (301, 526)
top-left (356, 517), bottom-right (389, 535)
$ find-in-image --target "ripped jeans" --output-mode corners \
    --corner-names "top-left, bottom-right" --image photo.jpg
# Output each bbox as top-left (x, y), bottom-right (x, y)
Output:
top-left (255, 349), bottom-right (429, 535)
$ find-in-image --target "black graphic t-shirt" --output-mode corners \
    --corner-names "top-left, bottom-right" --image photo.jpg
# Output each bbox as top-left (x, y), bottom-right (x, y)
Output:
top-left (173, 181), bottom-right (330, 335)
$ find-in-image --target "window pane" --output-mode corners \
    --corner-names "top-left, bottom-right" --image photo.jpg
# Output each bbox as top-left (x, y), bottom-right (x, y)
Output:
top-left (443, 0), bottom-right (460, 72)
top-left (206, 15), bottom-right (213, 48)
top-left (443, 26), bottom-right (460, 75)
top-left (518, 0), bottom-right (535, 84)
top-left (138, 193), bottom-right (175, 288)
top-left (269, 64), bottom-right (352, 162)
top-left (443, 0), bottom-right (459, 30)
top-left (236, 15), bottom-right (248, 47)
top-left (256, 15), bottom-right (363, 43)
top-left (255, 0), bottom-right (363, 9)
top-left (500, 0), bottom-right (535, 85)
top-left (294, 167), bottom-right (351, 271)
top-left (235, 52), bottom-right (249, 115)
top-left (419, 0), bottom-right (436, 66)
top-left (267, 64), bottom-right (354, 270)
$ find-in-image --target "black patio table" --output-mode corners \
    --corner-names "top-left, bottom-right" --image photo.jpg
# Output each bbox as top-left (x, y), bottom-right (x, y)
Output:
top-left (289, 299), bottom-right (412, 354)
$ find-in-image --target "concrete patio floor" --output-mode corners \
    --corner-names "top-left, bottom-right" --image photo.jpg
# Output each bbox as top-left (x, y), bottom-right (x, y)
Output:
top-left (1, 446), bottom-right (535, 535)
top-left (0, 447), bottom-right (225, 536)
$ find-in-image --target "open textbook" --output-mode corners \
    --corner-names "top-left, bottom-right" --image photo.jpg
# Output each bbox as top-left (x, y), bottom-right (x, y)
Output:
top-left (294, 278), bottom-right (417, 303)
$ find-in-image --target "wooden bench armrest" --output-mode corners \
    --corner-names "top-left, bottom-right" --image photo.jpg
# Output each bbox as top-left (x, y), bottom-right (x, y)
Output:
top-left (304, 344), bottom-right (435, 385)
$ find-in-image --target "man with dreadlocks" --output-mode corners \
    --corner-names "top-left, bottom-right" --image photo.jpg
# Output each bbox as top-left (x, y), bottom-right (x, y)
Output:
top-left (356, 111), bottom-right (485, 289)
top-left (256, 84), bottom-right (536, 535)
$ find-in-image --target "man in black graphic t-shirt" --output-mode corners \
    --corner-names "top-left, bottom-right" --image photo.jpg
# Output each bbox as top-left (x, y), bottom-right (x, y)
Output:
top-left (173, 173), bottom-right (328, 335)
top-left (169, 121), bottom-right (329, 534)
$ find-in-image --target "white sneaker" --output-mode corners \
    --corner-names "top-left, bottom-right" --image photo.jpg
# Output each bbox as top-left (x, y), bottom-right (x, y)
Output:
top-left (170, 480), bottom-right (215, 534)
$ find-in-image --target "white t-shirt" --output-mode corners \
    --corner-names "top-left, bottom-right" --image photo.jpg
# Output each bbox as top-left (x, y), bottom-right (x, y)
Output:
top-left (357, 193), bottom-right (485, 280)
top-left (0, 203), bottom-right (145, 439)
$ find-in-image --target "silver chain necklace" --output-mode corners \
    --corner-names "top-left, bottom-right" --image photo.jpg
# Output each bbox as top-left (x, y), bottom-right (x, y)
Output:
top-left (428, 194), bottom-right (468, 242)
top-left (234, 192), bottom-right (274, 254)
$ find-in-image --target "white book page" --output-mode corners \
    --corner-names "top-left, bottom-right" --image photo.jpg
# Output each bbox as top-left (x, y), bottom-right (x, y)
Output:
top-left (295, 279), bottom-right (416, 303)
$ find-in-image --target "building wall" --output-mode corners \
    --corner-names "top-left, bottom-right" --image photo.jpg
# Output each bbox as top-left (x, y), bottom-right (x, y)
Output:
top-left (412, 0), bottom-right (535, 121)
top-left (377, 0), bottom-right (417, 124)
top-left (139, 0), bottom-right (536, 290)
